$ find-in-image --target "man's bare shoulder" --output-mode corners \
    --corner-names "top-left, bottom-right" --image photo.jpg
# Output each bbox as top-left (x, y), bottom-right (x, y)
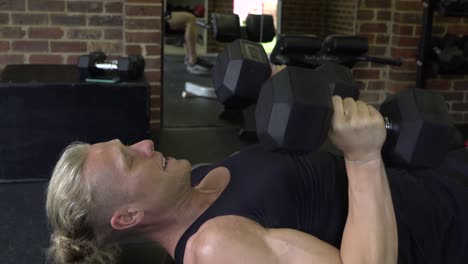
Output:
top-left (183, 216), bottom-right (342, 264)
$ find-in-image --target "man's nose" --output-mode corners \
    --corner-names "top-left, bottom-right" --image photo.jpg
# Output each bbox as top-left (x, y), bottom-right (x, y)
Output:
top-left (130, 139), bottom-right (155, 157)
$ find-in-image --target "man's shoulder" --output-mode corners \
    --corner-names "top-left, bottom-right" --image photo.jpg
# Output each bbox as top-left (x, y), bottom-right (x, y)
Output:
top-left (183, 216), bottom-right (272, 264)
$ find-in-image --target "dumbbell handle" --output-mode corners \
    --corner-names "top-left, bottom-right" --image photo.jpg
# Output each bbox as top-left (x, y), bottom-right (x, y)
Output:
top-left (384, 116), bottom-right (400, 134)
top-left (95, 60), bottom-right (119, 70)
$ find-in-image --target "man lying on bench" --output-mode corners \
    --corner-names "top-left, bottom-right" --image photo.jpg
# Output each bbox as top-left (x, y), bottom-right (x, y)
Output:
top-left (45, 97), bottom-right (467, 264)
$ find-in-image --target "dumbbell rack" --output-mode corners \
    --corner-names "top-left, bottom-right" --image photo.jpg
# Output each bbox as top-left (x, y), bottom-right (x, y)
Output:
top-left (416, 0), bottom-right (468, 88)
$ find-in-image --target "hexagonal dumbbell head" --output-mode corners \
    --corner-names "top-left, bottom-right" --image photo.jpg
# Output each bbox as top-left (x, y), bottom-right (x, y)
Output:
top-left (213, 39), bottom-right (272, 108)
top-left (380, 88), bottom-right (455, 168)
top-left (256, 63), bottom-right (359, 152)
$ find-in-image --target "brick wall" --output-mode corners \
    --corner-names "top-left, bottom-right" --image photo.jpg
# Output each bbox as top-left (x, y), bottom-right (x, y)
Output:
top-left (0, 0), bottom-right (163, 130)
top-left (325, 0), bottom-right (357, 36)
top-left (355, 0), bottom-right (468, 123)
top-left (281, 0), bottom-right (324, 36)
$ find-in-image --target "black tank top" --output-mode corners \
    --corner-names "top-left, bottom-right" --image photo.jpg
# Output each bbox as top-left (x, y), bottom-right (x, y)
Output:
top-left (174, 145), bottom-right (468, 264)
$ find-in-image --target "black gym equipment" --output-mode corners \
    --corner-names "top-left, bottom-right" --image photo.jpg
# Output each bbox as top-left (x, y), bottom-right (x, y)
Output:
top-left (213, 39), bottom-right (272, 108)
top-left (214, 39), bottom-right (361, 141)
top-left (78, 51), bottom-right (145, 82)
top-left (437, 0), bottom-right (468, 16)
top-left (431, 34), bottom-right (465, 74)
top-left (256, 63), bottom-right (456, 168)
top-left (211, 13), bottom-right (276, 43)
top-left (255, 63), bottom-right (359, 153)
top-left (271, 35), bottom-right (402, 69)
top-left (380, 88), bottom-right (456, 168)
top-left (0, 64), bottom-right (150, 182)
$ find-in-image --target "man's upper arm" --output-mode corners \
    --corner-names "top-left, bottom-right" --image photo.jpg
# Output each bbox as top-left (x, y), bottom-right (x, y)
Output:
top-left (183, 216), bottom-right (342, 264)
top-left (185, 221), bottom-right (278, 264)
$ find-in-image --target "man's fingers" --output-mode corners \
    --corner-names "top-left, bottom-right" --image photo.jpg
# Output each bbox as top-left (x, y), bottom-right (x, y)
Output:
top-left (343, 97), bottom-right (358, 120)
top-left (356, 100), bottom-right (369, 117)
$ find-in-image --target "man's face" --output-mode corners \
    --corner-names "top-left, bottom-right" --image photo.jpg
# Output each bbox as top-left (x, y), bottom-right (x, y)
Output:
top-left (84, 139), bottom-right (192, 214)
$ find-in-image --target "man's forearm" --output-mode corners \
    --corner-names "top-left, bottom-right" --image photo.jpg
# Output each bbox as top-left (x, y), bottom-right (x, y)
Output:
top-left (340, 158), bottom-right (398, 264)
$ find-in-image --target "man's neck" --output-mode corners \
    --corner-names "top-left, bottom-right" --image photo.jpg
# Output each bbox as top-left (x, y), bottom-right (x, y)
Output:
top-left (145, 166), bottom-right (230, 258)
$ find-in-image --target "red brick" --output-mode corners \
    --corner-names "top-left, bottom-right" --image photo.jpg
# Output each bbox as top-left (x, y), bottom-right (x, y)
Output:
top-left (126, 18), bottom-right (160, 30)
top-left (12, 14), bottom-right (48, 25)
top-left (51, 15), bottom-right (86, 26)
top-left (89, 42), bottom-right (123, 54)
top-left (446, 25), bottom-right (468, 35)
top-left (146, 45), bottom-right (161, 56)
top-left (368, 80), bottom-right (386, 90)
top-left (359, 34), bottom-right (376, 44)
top-left (150, 84), bottom-right (161, 95)
top-left (452, 102), bottom-right (468, 111)
top-left (427, 79), bottom-right (452, 90)
top-left (0, 54), bottom-right (24, 65)
top-left (389, 70), bottom-right (417, 81)
top-left (145, 58), bottom-right (161, 70)
top-left (145, 70), bottom-right (161, 83)
top-left (28, 0), bottom-right (65, 12)
top-left (440, 91), bottom-right (464, 101)
top-left (377, 11), bottom-right (391, 21)
top-left (395, 1), bottom-right (423, 11)
top-left (150, 121), bottom-right (161, 131)
top-left (454, 80), bottom-right (468, 90)
top-left (0, 0), bottom-right (25, 11)
top-left (51, 41), bottom-right (87, 52)
top-left (67, 1), bottom-right (103, 13)
top-left (105, 2), bottom-right (123, 13)
top-left (368, 46), bottom-right (387, 56)
top-left (126, 0), bottom-right (163, 3)
top-left (88, 16), bottom-right (123, 27)
top-left (104, 29), bottom-right (123, 40)
top-left (0, 41), bottom-right (9, 52)
top-left (359, 91), bottom-right (382, 103)
top-left (376, 35), bottom-right (390, 45)
top-left (364, 0), bottom-right (392, 9)
top-left (66, 55), bottom-right (80, 64)
top-left (393, 25), bottom-right (413, 35)
top-left (125, 5), bottom-right (162, 17)
top-left (391, 47), bottom-right (417, 58)
top-left (360, 23), bottom-right (388, 33)
top-left (0, 27), bottom-right (26, 38)
top-left (357, 10), bottom-right (374, 20)
top-left (394, 12), bottom-right (421, 24)
top-left (29, 54), bottom-right (63, 64)
top-left (126, 32), bottom-right (161, 43)
top-left (353, 68), bottom-right (381, 79)
top-left (392, 36), bottom-right (419, 47)
top-left (393, 60), bottom-right (417, 71)
top-left (126, 45), bottom-right (142, 55)
top-left (387, 81), bottom-right (413, 93)
top-left (0, 13), bottom-right (9, 24)
top-left (12, 40), bottom-right (48, 52)
top-left (150, 96), bottom-right (161, 107)
top-left (66, 29), bottom-right (102, 39)
top-left (29, 27), bottom-right (64, 39)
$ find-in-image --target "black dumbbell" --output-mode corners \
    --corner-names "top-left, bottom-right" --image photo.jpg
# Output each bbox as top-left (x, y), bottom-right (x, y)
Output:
top-left (380, 88), bottom-right (456, 168)
top-left (256, 65), bottom-right (455, 168)
top-left (211, 13), bottom-right (275, 43)
top-left (78, 51), bottom-right (145, 82)
top-left (255, 62), bottom-right (359, 152)
top-left (213, 39), bottom-right (272, 109)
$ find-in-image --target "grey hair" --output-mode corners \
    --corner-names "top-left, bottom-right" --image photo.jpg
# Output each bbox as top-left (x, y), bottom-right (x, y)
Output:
top-left (46, 142), bottom-right (120, 264)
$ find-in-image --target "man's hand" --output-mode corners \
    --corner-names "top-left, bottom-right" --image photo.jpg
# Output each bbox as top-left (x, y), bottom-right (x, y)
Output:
top-left (328, 96), bottom-right (386, 163)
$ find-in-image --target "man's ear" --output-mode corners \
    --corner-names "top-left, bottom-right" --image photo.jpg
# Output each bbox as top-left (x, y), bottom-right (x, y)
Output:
top-left (110, 208), bottom-right (144, 231)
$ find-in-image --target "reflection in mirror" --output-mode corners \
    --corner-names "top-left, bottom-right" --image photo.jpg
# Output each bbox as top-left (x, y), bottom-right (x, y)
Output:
top-left (162, 0), bottom-right (281, 129)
